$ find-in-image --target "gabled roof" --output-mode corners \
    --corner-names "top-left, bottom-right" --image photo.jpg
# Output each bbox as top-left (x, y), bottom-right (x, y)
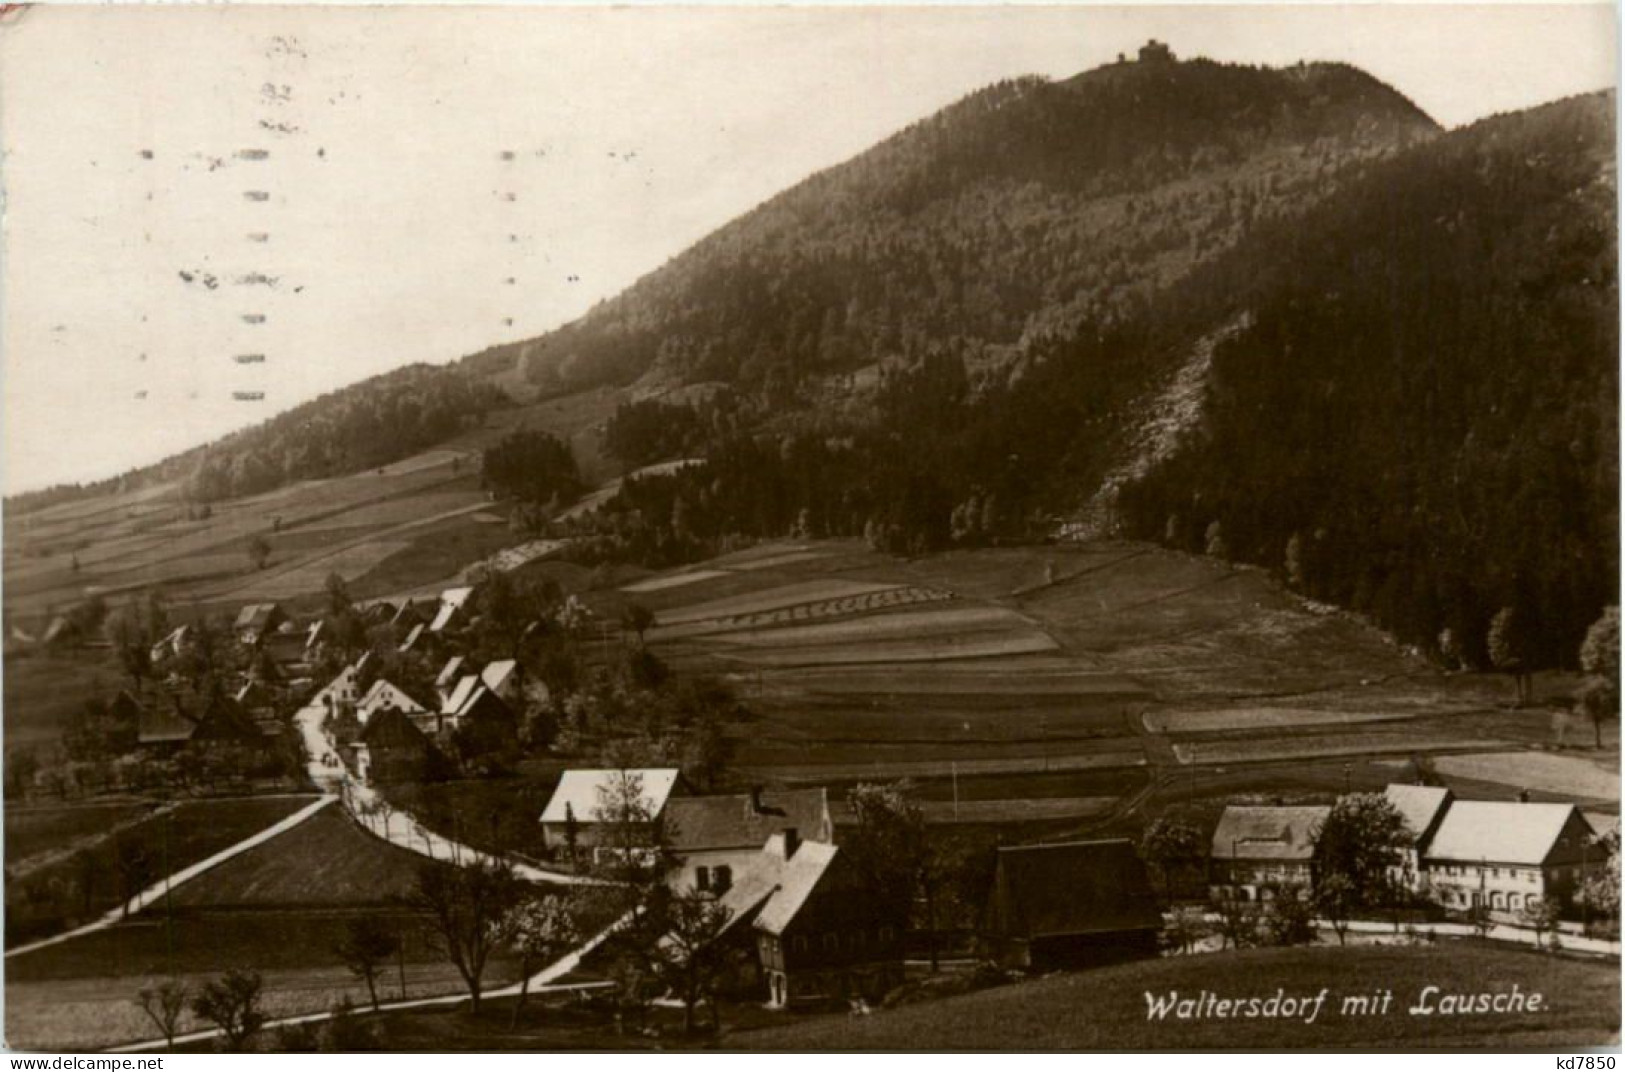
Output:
top-left (1424, 801), bottom-right (1594, 866)
top-left (138, 705), bottom-right (196, 745)
top-left (666, 789), bottom-right (832, 853)
top-left (1211, 805), bottom-right (1329, 862)
top-left (358, 706), bottom-right (431, 749)
top-left (480, 659), bottom-right (518, 695)
top-left (441, 674), bottom-right (480, 716)
top-left (41, 617), bottom-right (80, 645)
top-left (435, 656), bottom-right (466, 690)
top-left (397, 623), bottom-right (426, 653)
top-left (358, 679), bottom-right (427, 721)
top-left (988, 839), bottom-right (1161, 940)
top-left (1384, 784), bottom-right (1454, 848)
top-left (191, 693), bottom-right (264, 742)
top-left (314, 665), bottom-right (358, 706)
top-left (429, 587), bottom-right (475, 633)
top-left (753, 836), bottom-right (840, 936)
top-left (540, 768), bottom-right (681, 824)
top-left (234, 603), bottom-right (283, 631)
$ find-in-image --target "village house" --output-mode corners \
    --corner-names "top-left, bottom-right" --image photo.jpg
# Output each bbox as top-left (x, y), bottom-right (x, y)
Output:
top-left (713, 828), bottom-right (904, 1009)
top-left (440, 681), bottom-right (518, 753)
top-left (981, 839), bottom-right (1162, 970)
top-left (149, 625), bottom-right (190, 665)
top-left (665, 787), bottom-right (833, 894)
top-left (137, 703), bottom-right (196, 754)
top-left (1384, 783), bottom-right (1454, 889)
top-left (1209, 804), bottom-right (1329, 901)
top-left (539, 768), bottom-right (682, 853)
top-left (233, 602), bottom-right (287, 647)
top-left (428, 586), bottom-right (475, 634)
top-left (1420, 800), bottom-right (1599, 917)
top-left (356, 678), bottom-right (428, 725)
top-left (350, 706), bottom-right (434, 784)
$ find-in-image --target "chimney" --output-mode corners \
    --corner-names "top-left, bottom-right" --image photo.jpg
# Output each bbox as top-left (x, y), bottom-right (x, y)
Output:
top-left (783, 827), bottom-right (800, 860)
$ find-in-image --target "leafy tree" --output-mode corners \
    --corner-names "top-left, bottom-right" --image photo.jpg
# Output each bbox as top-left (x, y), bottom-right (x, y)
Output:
top-left (1579, 829), bottom-right (1620, 931)
top-left (1161, 905), bottom-right (1210, 954)
top-left (410, 859), bottom-right (525, 1014)
top-left (1311, 873), bottom-right (1358, 946)
top-left (191, 969), bottom-right (266, 1052)
top-left (1142, 817), bottom-right (1206, 901)
top-left (652, 886), bottom-right (732, 1034)
top-left (1488, 606), bottom-right (1536, 707)
top-left (1518, 897), bottom-right (1560, 947)
top-left (1264, 885), bottom-right (1317, 946)
top-left (1213, 895), bottom-right (1261, 949)
top-left (1578, 606), bottom-right (1620, 748)
top-left (247, 534), bottom-right (272, 571)
top-left (620, 602), bottom-right (656, 646)
top-left (481, 429), bottom-right (583, 515)
top-left (504, 891), bottom-right (582, 1026)
top-left (1311, 792), bottom-right (1409, 910)
top-left (334, 915), bottom-right (400, 1012)
top-left (135, 980), bottom-right (189, 1051)
top-left (845, 781), bottom-right (928, 937)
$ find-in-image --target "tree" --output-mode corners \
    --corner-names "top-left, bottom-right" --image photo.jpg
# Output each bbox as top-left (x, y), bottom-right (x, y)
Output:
top-left (1214, 895), bottom-right (1261, 949)
top-left (410, 859), bottom-right (524, 1014)
top-left (652, 887), bottom-right (732, 1034)
top-left (1519, 896), bottom-right (1560, 947)
top-left (503, 891), bottom-right (582, 1027)
top-left (1488, 606), bottom-right (1535, 707)
top-left (191, 969), bottom-right (266, 1052)
top-left (1311, 792), bottom-right (1409, 910)
top-left (334, 915), bottom-right (400, 1012)
top-left (247, 534), bottom-right (272, 571)
top-left (1580, 830), bottom-right (1620, 933)
top-left (1161, 905), bottom-right (1210, 954)
top-left (1264, 885), bottom-right (1317, 946)
top-left (1312, 873), bottom-right (1358, 946)
top-left (1578, 607), bottom-right (1620, 748)
top-left (620, 602), bottom-right (656, 646)
top-left (135, 980), bottom-right (189, 1051)
top-left (1142, 817), bottom-right (1205, 901)
top-left (845, 781), bottom-right (930, 958)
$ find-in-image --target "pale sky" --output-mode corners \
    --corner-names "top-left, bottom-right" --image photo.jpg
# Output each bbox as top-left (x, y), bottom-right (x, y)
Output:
top-left (1, 3), bottom-right (1616, 495)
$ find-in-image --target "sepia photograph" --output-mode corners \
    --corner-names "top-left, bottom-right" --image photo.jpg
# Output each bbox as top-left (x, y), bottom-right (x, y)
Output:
top-left (0, 1), bottom-right (1618, 1054)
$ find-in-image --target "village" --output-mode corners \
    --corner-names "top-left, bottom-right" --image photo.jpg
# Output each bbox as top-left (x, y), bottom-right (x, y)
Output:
top-left (4, 559), bottom-right (1618, 1050)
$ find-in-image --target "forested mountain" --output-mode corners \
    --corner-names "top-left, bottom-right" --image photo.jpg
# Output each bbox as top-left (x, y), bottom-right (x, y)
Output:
top-left (575, 89), bottom-right (1616, 671)
top-left (8, 365), bottom-right (506, 514)
top-left (510, 48), bottom-right (1437, 398)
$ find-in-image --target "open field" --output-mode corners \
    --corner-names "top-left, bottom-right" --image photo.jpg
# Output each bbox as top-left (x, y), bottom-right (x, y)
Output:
top-left (730, 943), bottom-right (1620, 1050)
top-left (1434, 752), bottom-right (1621, 802)
top-left (5, 911), bottom-right (521, 1052)
top-left (614, 539), bottom-right (1613, 828)
top-left (5, 795), bottom-right (319, 947)
top-left (5, 801), bottom-right (155, 867)
top-left (165, 806), bottom-right (436, 908)
top-left (2, 650), bottom-right (127, 745)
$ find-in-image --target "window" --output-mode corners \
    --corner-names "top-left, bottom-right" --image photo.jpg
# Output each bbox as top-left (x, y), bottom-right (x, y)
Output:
top-left (695, 866), bottom-right (711, 892)
top-left (714, 865), bottom-right (732, 893)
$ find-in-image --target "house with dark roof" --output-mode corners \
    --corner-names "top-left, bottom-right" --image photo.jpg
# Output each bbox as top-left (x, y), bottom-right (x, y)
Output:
top-left (1209, 805), bottom-right (1330, 901)
top-left (1421, 800), bottom-right (1599, 917)
top-left (666, 787), bottom-right (833, 895)
top-left (351, 706), bottom-right (434, 784)
top-left (981, 839), bottom-right (1162, 970)
top-left (714, 829), bottom-right (904, 1009)
top-left (138, 703), bottom-right (197, 753)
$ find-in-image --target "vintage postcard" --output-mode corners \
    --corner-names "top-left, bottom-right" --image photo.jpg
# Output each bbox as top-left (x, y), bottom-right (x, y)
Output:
top-left (0, 2), bottom-right (1618, 1055)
